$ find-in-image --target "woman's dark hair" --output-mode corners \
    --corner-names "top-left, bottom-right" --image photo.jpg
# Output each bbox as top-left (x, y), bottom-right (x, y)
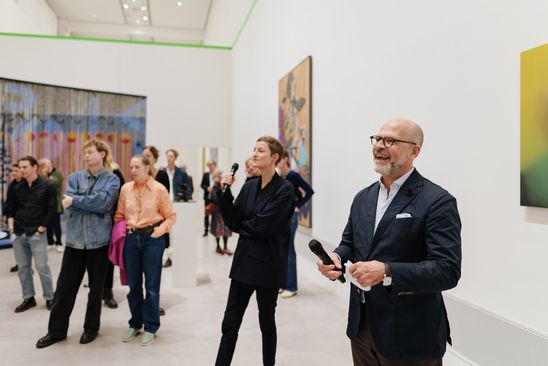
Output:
top-left (143, 145), bottom-right (160, 160)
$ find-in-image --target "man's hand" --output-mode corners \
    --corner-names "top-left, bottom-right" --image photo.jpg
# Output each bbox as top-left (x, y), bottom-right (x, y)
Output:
top-left (150, 229), bottom-right (162, 238)
top-left (348, 260), bottom-right (385, 288)
top-left (36, 226), bottom-right (47, 234)
top-left (317, 252), bottom-right (343, 280)
top-left (62, 195), bottom-right (73, 209)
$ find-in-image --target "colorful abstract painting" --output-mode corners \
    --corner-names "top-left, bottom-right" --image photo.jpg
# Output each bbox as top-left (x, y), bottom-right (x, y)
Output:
top-left (0, 78), bottom-right (146, 205)
top-left (521, 45), bottom-right (548, 208)
top-left (278, 56), bottom-right (312, 227)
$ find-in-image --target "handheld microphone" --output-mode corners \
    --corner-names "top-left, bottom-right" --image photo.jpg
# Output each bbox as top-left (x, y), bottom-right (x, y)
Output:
top-left (222, 163), bottom-right (240, 193)
top-left (309, 239), bottom-right (345, 283)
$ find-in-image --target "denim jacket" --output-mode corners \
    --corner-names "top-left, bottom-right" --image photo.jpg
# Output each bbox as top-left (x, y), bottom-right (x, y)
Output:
top-left (65, 169), bottom-right (120, 249)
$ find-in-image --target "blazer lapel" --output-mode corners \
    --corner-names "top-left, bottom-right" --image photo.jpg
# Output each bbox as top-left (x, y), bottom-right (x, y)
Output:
top-left (369, 170), bottom-right (424, 254)
top-left (365, 184), bottom-right (379, 243)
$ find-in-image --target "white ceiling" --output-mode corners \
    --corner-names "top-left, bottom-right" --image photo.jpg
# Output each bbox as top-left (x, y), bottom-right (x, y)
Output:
top-left (46, 0), bottom-right (217, 45)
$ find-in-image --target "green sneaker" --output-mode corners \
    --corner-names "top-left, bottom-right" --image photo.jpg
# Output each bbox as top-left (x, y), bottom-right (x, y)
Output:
top-left (121, 328), bottom-right (140, 342)
top-left (141, 331), bottom-right (155, 346)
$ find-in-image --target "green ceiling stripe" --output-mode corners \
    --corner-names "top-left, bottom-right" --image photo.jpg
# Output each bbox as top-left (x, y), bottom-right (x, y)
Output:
top-left (231, 0), bottom-right (258, 49)
top-left (0, 32), bottom-right (231, 50)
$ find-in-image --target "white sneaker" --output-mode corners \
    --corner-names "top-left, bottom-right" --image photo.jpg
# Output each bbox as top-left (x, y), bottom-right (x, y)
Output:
top-left (281, 290), bottom-right (297, 299)
top-left (56, 245), bottom-right (64, 253)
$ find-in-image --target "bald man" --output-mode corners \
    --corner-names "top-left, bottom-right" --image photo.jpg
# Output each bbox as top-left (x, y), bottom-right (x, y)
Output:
top-left (318, 119), bottom-right (462, 365)
top-left (38, 158), bottom-right (64, 252)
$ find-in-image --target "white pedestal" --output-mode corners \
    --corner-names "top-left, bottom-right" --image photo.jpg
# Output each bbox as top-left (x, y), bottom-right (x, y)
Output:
top-left (171, 200), bottom-right (201, 287)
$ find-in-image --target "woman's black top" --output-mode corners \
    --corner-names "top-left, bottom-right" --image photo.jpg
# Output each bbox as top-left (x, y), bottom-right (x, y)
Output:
top-left (219, 172), bottom-right (294, 288)
top-left (155, 169), bottom-right (170, 192)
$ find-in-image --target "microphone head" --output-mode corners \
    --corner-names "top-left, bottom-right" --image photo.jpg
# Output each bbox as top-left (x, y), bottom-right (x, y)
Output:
top-left (308, 239), bottom-right (322, 254)
top-left (230, 163), bottom-right (239, 174)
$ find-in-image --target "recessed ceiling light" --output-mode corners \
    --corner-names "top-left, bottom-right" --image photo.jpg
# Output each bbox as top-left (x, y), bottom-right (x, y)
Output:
top-left (132, 0), bottom-right (136, 2)
top-left (141, 6), bottom-right (146, 11)
top-left (143, 15), bottom-right (148, 21)
top-left (136, 19), bottom-right (140, 23)
top-left (123, 4), bottom-right (129, 9)
top-left (177, 1), bottom-right (182, 6)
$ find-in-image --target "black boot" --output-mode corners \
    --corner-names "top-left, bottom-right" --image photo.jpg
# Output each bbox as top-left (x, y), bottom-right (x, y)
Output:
top-left (103, 289), bottom-right (118, 309)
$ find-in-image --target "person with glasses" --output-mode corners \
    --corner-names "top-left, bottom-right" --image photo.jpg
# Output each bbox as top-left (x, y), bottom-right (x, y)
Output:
top-left (317, 118), bottom-right (462, 366)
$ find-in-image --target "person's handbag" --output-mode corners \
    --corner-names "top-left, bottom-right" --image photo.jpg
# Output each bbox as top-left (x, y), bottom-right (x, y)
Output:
top-left (205, 202), bottom-right (217, 215)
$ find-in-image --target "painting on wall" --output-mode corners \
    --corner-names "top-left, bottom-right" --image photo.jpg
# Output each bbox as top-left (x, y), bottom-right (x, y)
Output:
top-left (521, 44), bottom-right (548, 208)
top-left (278, 56), bottom-right (312, 227)
top-left (0, 78), bottom-right (146, 207)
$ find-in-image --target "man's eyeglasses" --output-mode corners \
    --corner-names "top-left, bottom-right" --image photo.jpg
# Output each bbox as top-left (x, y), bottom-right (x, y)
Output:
top-left (370, 135), bottom-right (417, 148)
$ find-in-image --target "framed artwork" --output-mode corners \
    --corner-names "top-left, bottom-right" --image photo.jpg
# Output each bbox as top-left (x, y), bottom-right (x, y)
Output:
top-left (0, 78), bottom-right (146, 206)
top-left (278, 56), bottom-right (312, 227)
top-left (521, 44), bottom-right (548, 208)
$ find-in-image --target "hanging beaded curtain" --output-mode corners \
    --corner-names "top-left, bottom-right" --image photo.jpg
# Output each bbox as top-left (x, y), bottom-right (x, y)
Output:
top-left (0, 78), bottom-right (146, 205)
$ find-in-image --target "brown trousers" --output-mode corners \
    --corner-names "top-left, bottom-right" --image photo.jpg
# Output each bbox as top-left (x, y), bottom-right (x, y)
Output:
top-left (351, 306), bottom-right (442, 366)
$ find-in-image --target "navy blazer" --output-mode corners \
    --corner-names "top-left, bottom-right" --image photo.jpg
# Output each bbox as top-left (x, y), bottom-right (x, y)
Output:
top-left (166, 167), bottom-right (189, 200)
top-left (334, 169), bottom-right (461, 362)
top-left (200, 172), bottom-right (211, 202)
top-left (219, 173), bottom-right (295, 288)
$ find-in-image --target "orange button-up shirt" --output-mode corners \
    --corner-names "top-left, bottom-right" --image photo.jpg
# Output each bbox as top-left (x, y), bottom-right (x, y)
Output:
top-left (115, 176), bottom-right (176, 237)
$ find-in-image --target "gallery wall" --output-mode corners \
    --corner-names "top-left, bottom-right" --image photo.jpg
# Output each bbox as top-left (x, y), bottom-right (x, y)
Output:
top-left (0, 35), bottom-right (232, 161)
top-left (227, 0), bottom-right (548, 363)
top-left (0, 0), bottom-right (57, 35)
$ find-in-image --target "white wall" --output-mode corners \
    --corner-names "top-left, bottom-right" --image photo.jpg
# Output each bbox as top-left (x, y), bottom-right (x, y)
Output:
top-left (0, 0), bottom-right (57, 35)
top-left (203, 0), bottom-right (255, 47)
top-left (230, 0), bottom-right (548, 355)
top-left (0, 35), bottom-right (232, 153)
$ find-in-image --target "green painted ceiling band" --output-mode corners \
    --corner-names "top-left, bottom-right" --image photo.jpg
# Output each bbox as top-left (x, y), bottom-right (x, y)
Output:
top-left (0, 32), bottom-right (231, 50)
top-left (232, 0), bottom-right (258, 49)
top-left (0, 0), bottom-right (258, 50)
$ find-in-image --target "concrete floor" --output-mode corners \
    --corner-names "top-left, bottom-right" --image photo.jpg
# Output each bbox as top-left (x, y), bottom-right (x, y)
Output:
top-left (0, 231), bottom-right (465, 365)
top-left (0, 233), bottom-right (353, 366)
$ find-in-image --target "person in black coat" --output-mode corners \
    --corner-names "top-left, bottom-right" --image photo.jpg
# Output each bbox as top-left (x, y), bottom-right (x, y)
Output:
top-left (102, 162), bottom-right (125, 309)
top-left (215, 136), bottom-right (295, 366)
top-left (200, 159), bottom-right (217, 236)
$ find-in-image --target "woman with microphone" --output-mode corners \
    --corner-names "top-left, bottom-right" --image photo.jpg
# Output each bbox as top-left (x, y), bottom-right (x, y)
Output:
top-left (215, 136), bottom-right (295, 366)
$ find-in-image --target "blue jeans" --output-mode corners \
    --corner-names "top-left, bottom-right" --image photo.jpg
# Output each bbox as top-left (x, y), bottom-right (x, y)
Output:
top-left (13, 233), bottom-right (54, 300)
top-left (285, 212), bottom-right (299, 292)
top-left (124, 233), bottom-right (165, 333)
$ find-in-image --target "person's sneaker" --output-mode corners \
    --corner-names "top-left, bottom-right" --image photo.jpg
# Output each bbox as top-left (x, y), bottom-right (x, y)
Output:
top-left (163, 258), bottom-right (172, 268)
top-left (281, 290), bottom-right (297, 299)
top-left (202, 232), bottom-right (208, 237)
top-left (215, 247), bottom-right (224, 255)
top-left (141, 331), bottom-right (155, 346)
top-left (159, 307), bottom-right (165, 316)
top-left (9, 264), bottom-right (18, 272)
top-left (15, 297), bottom-right (37, 313)
top-left (46, 300), bottom-right (53, 310)
top-left (56, 245), bottom-right (64, 253)
top-left (121, 328), bottom-right (140, 342)
top-left (222, 248), bottom-right (233, 256)
top-left (278, 289), bottom-right (284, 294)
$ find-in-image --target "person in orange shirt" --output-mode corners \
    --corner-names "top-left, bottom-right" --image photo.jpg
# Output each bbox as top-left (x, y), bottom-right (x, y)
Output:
top-left (115, 154), bottom-right (176, 346)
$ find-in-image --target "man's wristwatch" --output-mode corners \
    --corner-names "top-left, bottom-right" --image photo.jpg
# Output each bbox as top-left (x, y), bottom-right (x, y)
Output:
top-left (383, 263), bottom-right (392, 286)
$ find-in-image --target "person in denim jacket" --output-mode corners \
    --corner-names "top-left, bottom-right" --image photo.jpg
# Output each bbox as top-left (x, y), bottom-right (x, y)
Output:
top-left (36, 139), bottom-right (120, 349)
